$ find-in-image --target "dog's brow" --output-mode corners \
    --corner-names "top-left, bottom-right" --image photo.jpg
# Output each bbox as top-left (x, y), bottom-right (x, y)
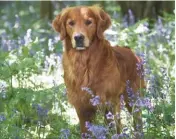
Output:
top-left (80, 7), bottom-right (89, 15)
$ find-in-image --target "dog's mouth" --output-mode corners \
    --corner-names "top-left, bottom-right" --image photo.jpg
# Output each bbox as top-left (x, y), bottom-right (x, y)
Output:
top-left (76, 47), bottom-right (86, 50)
top-left (75, 42), bottom-right (86, 50)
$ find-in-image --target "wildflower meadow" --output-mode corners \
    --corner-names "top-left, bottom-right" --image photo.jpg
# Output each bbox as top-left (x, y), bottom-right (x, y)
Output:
top-left (0, 1), bottom-right (175, 139)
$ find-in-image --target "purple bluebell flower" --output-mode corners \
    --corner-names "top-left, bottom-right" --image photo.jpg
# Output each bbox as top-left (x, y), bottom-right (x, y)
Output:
top-left (32, 104), bottom-right (48, 119)
top-left (60, 129), bottom-right (70, 139)
top-left (111, 134), bottom-right (119, 139)
top-left (81, 133), bottom-right (92, 139)
top-left (106, 112), bottom-right (114, 120)
top-left (143, 98), bottom-right (154, 112)
top-left (136, 55), bottom-right (146, 79)
top-left (82, 87), bottom-right (94, 97)
top-left (122, 127), bottom-right (128, 132)
top-left (128, 9), bottom-right (135, 25)
top-left (120, 95), bottom-right (125, 110)
top-left (126, 80), bottom-right (137, 107)
top-left (0, 114), bottom-right (6, 122)
top-left (108, 121), bottom-right (116, 129)
top-left (90, 96), bottom-right (100, 106)
top-left (85, 121), bottom-right (92, 129)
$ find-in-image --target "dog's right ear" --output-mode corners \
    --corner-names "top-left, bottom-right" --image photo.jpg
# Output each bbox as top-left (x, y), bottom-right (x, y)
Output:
top-left (52, 12), bottom-right (67, 40)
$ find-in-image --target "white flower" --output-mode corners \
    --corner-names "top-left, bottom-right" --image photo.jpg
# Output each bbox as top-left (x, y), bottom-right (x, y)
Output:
top-left (119, 30), bottom-right (128, 41)
top-left (135, 24), bottom-right (149, 34)
top-left (24, 29), bottom-right (32, 45)
top-left (157, 44), bottom-right (167, 53)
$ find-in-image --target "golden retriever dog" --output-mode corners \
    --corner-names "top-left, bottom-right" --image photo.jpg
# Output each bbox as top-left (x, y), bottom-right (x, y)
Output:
top-left (52, 5), bottom-right (145, 137)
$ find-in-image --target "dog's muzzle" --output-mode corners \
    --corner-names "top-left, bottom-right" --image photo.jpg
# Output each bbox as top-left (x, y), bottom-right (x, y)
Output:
top-left (74, 33), bottom-right (85, 50)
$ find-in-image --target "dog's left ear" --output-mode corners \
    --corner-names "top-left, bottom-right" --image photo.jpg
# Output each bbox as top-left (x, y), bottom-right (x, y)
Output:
top-left (91, 6), bottom-right (111, 40)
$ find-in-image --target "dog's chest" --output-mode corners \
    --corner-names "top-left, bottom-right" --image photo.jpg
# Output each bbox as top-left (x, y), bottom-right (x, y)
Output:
top-left (63, 52), bottom-right (93, 87)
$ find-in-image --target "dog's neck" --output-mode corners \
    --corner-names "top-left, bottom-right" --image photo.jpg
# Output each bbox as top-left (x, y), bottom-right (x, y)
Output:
top-left (63, 37), bottom-right (112, 87)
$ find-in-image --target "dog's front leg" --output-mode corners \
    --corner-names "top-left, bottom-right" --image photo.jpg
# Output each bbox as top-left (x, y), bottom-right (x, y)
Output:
top-left (75, 105), bottom-right (96, 134)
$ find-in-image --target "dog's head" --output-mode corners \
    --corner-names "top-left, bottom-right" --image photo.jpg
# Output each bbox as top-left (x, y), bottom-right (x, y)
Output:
top-left (52, 5), bottom-right (111, 50)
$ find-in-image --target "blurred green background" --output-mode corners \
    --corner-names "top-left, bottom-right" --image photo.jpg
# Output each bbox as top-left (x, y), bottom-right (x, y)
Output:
top-left (0, 1), bottom-right (175, 139)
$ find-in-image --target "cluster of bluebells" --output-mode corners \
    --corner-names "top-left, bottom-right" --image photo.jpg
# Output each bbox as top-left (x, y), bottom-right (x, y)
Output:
top-left (136, 53), bottom-right (146, 79)
top-left (106, 112), bottom-right (119, 130)
top-left (136, 52), bottom-right (151, 82)
top-left (82, 121), bottom-right (108, 139)
top-left (126, 80), bottom-right (154, 112)
top-left (82, 87), bottom-right (100, 106)
top-left (82, 87), bottom-right (133, 139)
top-left (32, 104), bottom-right (48, 121)
top-left (154, 17), bottom-right (173, 42)
top-left (106, 111), bottom-right (130, 139)
top-left (122, 9), bottom-right (135, 28)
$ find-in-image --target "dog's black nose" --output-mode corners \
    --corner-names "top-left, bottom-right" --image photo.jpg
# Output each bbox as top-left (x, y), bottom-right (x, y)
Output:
top-left (74, 34), bottom-right (84, 42)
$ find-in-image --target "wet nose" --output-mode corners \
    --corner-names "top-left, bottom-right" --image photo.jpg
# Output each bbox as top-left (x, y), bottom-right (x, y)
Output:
top-left (74, 34), bottom-right (84, 42)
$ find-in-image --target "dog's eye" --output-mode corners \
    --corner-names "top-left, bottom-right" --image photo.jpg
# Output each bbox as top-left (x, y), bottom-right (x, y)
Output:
top-left (85, 20), bottom-right (92, 26)
top-left (68, 21), bottom-right (75, 26)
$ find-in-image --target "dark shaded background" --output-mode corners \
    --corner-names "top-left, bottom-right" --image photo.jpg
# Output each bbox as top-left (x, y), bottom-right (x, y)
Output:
top-left (39, 1), bottom-right (174, 20)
